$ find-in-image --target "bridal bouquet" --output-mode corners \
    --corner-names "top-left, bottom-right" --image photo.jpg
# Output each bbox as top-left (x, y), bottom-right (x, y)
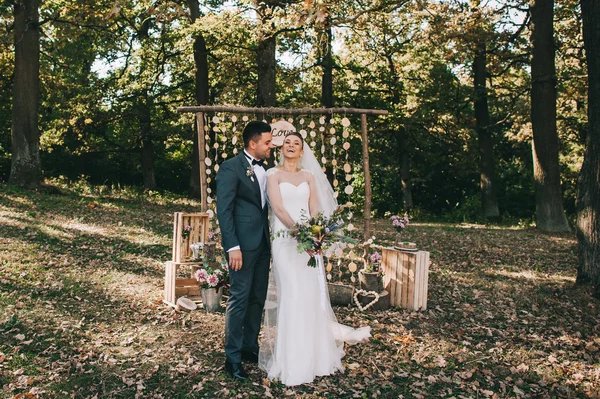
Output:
top-left (287, 205), bottom-right (356, 267)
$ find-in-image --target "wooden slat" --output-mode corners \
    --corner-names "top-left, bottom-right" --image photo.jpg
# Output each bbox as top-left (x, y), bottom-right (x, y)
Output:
top-left (407, 252), bottom-right (415, 310)
top-left (419, 252), bottom-right (428, 309)
top-left (172, 213), bottom-right (178, 262)
top-left (394, 251), bottom-right (402, 306)
top-left (391, 249), bottom-right (399, 306)
top-left (382, 248), bottom-right (390, 293)
top-left (414, 252), bottom-right (423, 310)
top-left (401, 252), bottom-right (407, 307)
top-left (421, 251), bottom-right (429, 310)
top-left (176, 213), bottom-right (184, 262)
top-left (383, 247), bottom-right (399, 307)
top-left (175, 286), bottom-right (201, 297)
top-left (175, 278), bottom-right (198, 287)
top-left (164, 261), bottom-right (177, 305)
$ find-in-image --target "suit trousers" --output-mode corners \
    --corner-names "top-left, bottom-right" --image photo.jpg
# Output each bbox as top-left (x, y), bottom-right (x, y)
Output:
top-left (224, 236), bottom-right (270, 363)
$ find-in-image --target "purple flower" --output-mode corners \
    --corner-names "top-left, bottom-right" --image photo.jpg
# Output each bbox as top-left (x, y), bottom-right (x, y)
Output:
top-left (208, 231), bottom-right (215, 240)
top-left (391, 215), bottom-right (409, 231)
top-left (370, 251), bottom-right (382, 264)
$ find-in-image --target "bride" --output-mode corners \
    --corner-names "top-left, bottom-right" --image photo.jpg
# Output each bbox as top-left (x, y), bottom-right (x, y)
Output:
top-left (258, 132), bottom-right (371, 386)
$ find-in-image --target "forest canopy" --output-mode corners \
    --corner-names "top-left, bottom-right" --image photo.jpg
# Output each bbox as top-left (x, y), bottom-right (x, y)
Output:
top-left (0, 0), bottom-right (587, 222)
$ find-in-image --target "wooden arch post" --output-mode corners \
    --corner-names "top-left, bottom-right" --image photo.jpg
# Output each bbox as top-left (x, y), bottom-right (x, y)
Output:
top-left (178, 105), bottom-right (388, 240)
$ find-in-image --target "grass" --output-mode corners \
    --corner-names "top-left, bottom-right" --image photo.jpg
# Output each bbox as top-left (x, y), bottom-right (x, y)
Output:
top-left (0, 182), bottom-right (598, 398)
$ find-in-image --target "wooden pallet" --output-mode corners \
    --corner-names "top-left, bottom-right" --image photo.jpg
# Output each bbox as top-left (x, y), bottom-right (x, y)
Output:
top-left (164, 212), bottom-right (211, 307)
top-left (172, 212), bottom-right (210, 263)
top-left (381, 247), bottom-right (430, 311)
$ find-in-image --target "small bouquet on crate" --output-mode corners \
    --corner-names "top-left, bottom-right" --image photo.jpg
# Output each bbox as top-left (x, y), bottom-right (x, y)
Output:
top-left (368, 250), bottom-right (382, 273)
top-left (391, 215), bottom-right (409, 232)
top-left (194, 262), bottom-right (229, 289)
top-left (391, 215), bottom-right (417, 250)
top-left (286, 205), bottom-right (356, 268)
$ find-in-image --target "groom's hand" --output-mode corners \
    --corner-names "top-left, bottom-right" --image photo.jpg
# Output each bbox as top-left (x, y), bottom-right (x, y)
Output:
top-left (229, 249), bottom-right (243, 271)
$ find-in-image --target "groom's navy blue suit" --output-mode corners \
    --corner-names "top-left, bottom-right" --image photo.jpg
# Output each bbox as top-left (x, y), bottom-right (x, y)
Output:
top-left (216, 152), bottom-right (271, 364)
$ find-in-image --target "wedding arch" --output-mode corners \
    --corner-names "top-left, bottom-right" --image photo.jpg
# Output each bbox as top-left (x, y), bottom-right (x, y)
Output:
top-left (176, 105), bottom-right (389, 240)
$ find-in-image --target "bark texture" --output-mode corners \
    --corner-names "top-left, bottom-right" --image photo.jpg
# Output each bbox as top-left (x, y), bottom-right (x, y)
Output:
top-left (186, 0), bottom-right (210, 198)
top-left (139, 94), bottom-right (156, 190)
top-left (576, 0), bottom-right (600, 295)
top-left (256, 35), bottom-right (276, 107)
top-left (530, 0), bottom-right (570, 231)
top-left (473, 41), bottom-right (500, 220)
top-left (9, 0), bottom-right (42, 188)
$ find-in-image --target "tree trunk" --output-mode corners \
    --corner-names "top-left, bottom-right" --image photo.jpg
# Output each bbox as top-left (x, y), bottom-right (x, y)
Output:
top-left (139, 93), bottom-right (156, 190)
top-left (530, 0), bottom-right (570, 231)
top-left (186, 0), bottom-right (210, 198)
top-left (386, 53), bottom-right (413, 212)
top-left (399, 127), bottom-right (413, 211)
top-left (321, 24), bottom-right (333, 108)
top-left (9, 0), bottom-right (41, 188)
top-left (576, 0), bottom-right (600, 295)
top-left (256, 35), bottom-right (276, 107)
top-left (473, 40), bottom-right (500, 220)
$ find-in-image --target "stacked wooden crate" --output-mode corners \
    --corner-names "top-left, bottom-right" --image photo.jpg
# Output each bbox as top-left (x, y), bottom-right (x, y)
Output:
top-left (381, 247), bottom-right (430, 311)
top-left (164, 212), bottom-right (210, 308)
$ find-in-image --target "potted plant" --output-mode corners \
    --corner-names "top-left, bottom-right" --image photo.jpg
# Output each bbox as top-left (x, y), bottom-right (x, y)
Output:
top-left (358, 250), bottom-right (384, 292)
top-left (194, 263), bottom-right (229, 312)
top-left (191, 239), bottom-right (229, 312)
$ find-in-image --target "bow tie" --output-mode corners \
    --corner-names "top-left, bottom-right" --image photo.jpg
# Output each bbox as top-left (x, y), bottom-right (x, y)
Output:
top-left (252, 159), bottom-right (264, 167)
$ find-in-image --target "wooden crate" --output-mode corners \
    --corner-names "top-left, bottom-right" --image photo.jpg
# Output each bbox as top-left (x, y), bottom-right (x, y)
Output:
top-left (164, 261), bottom-right (202, 307)
top-left (381, 248), bottom-right (430, 311)
top-left (172, 212), bottom-right (210, 262)
top-left (164, 212), bottom-right (211, 307)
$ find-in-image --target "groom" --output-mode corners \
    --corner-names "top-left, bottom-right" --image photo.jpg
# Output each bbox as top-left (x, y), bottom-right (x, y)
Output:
top-left (216, 120), bottom-right (274, 381)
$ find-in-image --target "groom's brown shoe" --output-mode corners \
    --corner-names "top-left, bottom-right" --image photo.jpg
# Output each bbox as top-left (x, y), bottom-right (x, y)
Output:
top-left (225, 360), bottom-right (249, 381)
top-left (241, 350), bottom-right (259, 364)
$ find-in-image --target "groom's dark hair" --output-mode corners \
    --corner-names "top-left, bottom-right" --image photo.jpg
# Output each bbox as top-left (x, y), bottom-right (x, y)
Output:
top-left (243, 121), bottom-right (272, 148)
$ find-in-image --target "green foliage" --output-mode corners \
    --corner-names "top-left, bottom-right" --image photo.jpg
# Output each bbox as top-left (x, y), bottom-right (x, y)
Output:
top-left (0, 0), bottom-right (587, 223)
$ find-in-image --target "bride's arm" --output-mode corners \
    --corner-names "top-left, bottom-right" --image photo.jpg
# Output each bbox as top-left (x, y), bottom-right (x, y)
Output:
top-left (307, 173), bottom-right (319, 217)
top-left (267, 172), bottom-right (296, 228)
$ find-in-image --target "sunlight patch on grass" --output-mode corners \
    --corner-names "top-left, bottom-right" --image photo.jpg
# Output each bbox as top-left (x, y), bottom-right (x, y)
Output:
top-left (493, 269), bottom-right (576, 283)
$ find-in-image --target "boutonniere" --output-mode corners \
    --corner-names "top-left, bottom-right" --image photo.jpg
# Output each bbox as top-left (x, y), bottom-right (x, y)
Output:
top-left (246, 166), bottom-right (255, 182)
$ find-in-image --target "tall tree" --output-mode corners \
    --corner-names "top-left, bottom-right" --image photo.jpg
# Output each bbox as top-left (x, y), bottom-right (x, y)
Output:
top-left (139, 91), bottom-right (156, 189)
top-left (472, 0), bottom-right (500, 220)
top-left (576, 0), bottom-right (600, 295)
top-left (530, 0), bottom-right (570, 231)
top-left (186, 0), bottom-right (210, 198)
top-left (254, 0), bottom-right (278, 107)
top-left (320, 21), bottom-right (333, 108)
top-left (9, 0), bottom-right (41, 188)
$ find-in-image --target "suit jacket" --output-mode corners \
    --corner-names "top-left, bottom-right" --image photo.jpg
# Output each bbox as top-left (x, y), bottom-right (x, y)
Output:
top-left (216, 153), bottom-right (270, 252)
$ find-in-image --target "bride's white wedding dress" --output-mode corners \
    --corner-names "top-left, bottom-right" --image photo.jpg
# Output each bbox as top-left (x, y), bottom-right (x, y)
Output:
top-left (258, 167), bottom-right (370, 386)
